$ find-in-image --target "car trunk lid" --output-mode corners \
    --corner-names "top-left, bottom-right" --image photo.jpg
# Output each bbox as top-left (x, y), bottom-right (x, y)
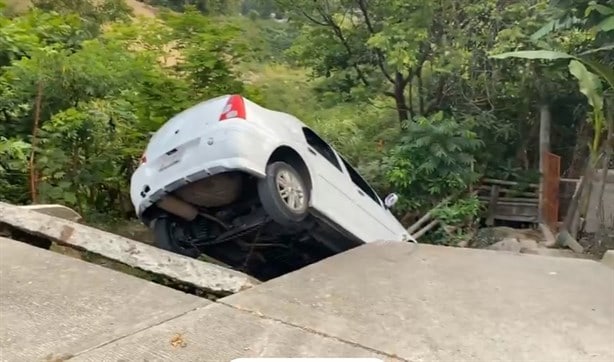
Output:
top-left (143, 95), bottom-right (231, 162)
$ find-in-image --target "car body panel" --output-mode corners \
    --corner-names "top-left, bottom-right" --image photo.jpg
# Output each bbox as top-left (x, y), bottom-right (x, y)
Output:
top-left (130, 94), bottom-right (413, 244)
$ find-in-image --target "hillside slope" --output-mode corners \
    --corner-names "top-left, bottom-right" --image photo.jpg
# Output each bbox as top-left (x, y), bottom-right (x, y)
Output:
top-left (4, 0), bottom-right (157, 17)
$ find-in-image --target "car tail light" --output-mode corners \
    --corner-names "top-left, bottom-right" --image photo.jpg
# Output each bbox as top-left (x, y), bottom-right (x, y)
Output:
top-left (219, 94), bottom-right (246, 121)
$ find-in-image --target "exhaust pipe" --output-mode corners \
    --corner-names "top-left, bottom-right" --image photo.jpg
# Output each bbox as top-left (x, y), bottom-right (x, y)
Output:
top-left (156, 195), bottom-right (198, 221)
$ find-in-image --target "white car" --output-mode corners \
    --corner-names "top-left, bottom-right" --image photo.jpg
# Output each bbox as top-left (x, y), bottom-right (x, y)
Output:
top-left (130, 94), bottom-right (413, 279)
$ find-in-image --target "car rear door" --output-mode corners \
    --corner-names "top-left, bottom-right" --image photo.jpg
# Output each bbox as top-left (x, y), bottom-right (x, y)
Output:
top-left (338, 157), bottom-right (400, 241)
top-left (300, 127), bottom-right (368, 240)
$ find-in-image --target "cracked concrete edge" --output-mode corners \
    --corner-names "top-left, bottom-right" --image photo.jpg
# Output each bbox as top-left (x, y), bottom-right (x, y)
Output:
top-left (601, 250), bottom-right (614, 269)
top-left (0, 202), bottom-right (260, 295)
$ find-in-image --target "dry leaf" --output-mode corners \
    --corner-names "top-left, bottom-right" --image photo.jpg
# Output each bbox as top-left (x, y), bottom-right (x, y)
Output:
top-left (170, 333), bottom-right (187, 348)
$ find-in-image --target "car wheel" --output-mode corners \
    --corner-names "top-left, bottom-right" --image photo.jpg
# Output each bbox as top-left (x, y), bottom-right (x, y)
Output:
top-left (258, 161), bottom-right (310, 226)
top-left (152, 216), bottom-right (200, 258)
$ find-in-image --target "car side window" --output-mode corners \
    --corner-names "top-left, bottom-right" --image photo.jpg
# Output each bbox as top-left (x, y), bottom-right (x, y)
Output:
top-left (340, 157), bottom-right (381, 206)
top-left (302, 128), bottom-right (342, 171)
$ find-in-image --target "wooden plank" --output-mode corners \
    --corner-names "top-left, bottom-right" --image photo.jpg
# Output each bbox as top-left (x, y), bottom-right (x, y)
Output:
top-left (494, 201), bottom-right (540, 207)
top-left (477, 185), bottom-right (537, 197)
top-left (478, 196), bottom-right (538, 203)
top-left (406, 196), bottom-right (452, 234)
top-left (0, 202), bottom-right (259, 296)
top-left (482, 178), bottom-right (539, 188)
top-left (413, 219), bottom-right (439, 240)
top-left (491, 214), bottom-right (539, 222)
top-left (560, 178), bottom-right (580, 183)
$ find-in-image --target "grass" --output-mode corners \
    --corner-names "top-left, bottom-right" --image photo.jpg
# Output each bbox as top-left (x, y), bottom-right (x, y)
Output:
top-left (241, 62), bottom-right (319, 119)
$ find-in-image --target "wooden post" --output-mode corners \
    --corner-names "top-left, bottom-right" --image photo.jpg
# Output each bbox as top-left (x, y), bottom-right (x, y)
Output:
top-left (485, 184), bottom-right (499, 226)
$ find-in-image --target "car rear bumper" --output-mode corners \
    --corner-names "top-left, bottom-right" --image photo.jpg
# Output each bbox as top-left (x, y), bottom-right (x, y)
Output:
top-left (130, 122), bottom-right (273, 217)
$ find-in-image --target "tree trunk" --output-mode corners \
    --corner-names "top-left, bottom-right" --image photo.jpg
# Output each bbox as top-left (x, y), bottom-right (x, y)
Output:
top-left (417, 67), bottom-right (424, 115)
top-left (28, 82), bottom-right (43, 204)
top-left (538, 104), bottom-right (551, 223)
top-left (565, 120), bottom-right (591, 177)
top-left (407, 68), bottom-right (414, 121)
top-left (394, 72), bottom-right (409, 124)
top-left (595, 110), bottom-right (613, 223)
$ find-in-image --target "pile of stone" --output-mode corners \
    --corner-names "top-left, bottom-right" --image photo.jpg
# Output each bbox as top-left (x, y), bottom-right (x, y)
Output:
top-left (469, 226), bottom-right (594, 259)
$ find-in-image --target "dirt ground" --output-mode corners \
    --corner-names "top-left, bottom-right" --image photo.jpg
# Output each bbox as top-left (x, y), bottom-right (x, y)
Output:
top-left (580, 226), bottom-right (614, 259)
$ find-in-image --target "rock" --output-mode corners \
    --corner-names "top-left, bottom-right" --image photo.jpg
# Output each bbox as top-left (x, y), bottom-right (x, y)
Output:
top-left (518, 238), bottom-right (539, 253)
top-left (556, 230), bottom-right (584, 253)
top-left (487, 238), bottom-right (521, 252)
top-left (471, 227), bottom-right (543, 249)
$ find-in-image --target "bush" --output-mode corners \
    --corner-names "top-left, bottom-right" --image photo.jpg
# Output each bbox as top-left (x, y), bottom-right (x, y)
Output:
top-left (384, 112), bottom-right (484, 213)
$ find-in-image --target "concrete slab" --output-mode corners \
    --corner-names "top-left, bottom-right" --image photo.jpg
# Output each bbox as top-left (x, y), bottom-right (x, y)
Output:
top-left (0, 238), bottom-right (209, 361)
top-left (0, 202), bottom-right (259, 296)
top-left (222, 243), bottom-right (614, 362)
top-left (73, 303), bottom-right (393, 361)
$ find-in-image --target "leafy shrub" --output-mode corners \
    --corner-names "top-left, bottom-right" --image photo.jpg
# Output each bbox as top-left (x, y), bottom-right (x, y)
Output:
top-left (384, 112), bottom-right (483, 213)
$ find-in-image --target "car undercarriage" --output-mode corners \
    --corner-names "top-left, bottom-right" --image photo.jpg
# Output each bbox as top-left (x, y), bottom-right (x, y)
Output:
top-left (143, 171), bottom-right (359, 280)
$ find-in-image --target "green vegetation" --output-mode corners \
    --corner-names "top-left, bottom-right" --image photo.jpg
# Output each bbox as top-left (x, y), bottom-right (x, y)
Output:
top-left (0, 0), bottom-right (612, 244)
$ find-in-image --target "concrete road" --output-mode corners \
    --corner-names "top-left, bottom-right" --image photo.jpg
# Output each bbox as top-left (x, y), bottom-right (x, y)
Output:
top-left (1, 238), bottom-right (613, 361)
top-left (0, 238), bottom-right (389, 361)
top-left (222, 243), bottom-right (614, 361)
top-left (0, 238), bottom-right (208, 361)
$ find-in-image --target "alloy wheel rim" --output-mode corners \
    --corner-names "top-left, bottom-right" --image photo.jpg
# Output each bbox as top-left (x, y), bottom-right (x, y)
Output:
top-left (275, 169), bottom-right (306, 212)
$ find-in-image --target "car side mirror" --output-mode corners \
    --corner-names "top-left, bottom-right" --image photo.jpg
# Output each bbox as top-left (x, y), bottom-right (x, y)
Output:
top-left (384, 193), bottom-right (398, 209)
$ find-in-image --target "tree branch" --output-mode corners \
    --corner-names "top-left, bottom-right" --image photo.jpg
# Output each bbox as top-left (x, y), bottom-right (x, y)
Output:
top-left (310, 6), bottom-right (370, 87)
top-left (300, 10), bottom-right (328, 26)
top-left (355, 0), bottom-right (393, 84)
top-left (383, 91), bottom-right (395, 97)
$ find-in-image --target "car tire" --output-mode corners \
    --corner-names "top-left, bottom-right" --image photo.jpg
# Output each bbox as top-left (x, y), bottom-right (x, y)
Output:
top-left (258, 161), bottom-right (310, 226)
top-left (152, 216), bottom-right (200, 258)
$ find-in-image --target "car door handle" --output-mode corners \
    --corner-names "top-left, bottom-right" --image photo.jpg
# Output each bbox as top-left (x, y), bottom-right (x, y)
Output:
top-left (357, 189), bottom-right (365, 196)
top-left (307, 147), bottom-right (317, 156)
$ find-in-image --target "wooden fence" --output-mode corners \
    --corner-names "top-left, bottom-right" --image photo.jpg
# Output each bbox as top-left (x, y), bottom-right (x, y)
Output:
top-left (478, 178), bottom-right (539, 226)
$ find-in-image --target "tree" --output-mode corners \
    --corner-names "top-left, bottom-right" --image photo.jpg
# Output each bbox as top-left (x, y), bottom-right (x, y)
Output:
top-left (0, 1), bottom-right (249, 220)
top-left (491, 0), bottom-right (614, 163)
